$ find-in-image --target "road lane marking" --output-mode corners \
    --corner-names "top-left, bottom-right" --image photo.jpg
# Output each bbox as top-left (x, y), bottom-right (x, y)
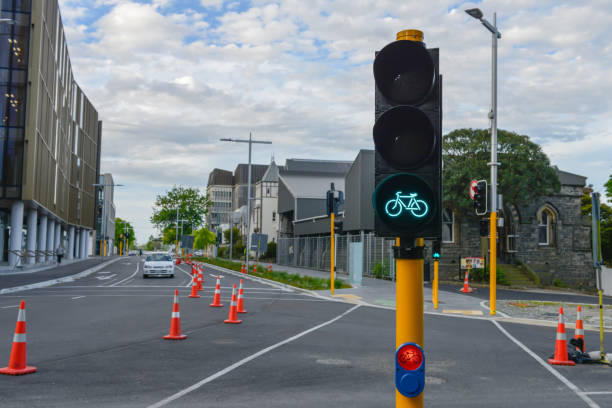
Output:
top-left (110, 263), bottom-right (140, 286)
top-left (583, 392), bottom-right (612, 395)
top-left (331, 294), bottom-right (362, 301)
top-left (443, 309), bottom-right (484, 316)
top-left (480, 300), bottom-right (510, 317)
top-left (147, 304), bottom-right (361, 408)
top-left (1, 304), bottom-right (18, 309)
top-left (492, 320), bottom-right (600, 408)
top-left (175, 264), bottom-right (196, 287)
top-left (71, 296), bottom-right (85, 300)
top-left (95, 274), bottom-right (117, 280)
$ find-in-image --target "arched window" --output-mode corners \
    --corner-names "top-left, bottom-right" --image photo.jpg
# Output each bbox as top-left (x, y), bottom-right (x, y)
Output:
top-left (537, 206), bottom-right (556, 246)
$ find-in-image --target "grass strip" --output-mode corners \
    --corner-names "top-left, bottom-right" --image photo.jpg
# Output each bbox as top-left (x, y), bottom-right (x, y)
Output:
top-left (192, 257), bottom-right (351, 291)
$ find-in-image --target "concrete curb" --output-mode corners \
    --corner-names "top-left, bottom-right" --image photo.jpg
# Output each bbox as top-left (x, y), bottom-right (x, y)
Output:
top-left (0, 257), bottom-right (122, 295)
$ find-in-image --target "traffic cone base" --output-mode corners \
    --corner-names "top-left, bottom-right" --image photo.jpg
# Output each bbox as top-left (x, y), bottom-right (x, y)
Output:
top-left (188, 282), bottom-right (200, 298)
top-left (547, 358), bottom-right (575, 366)
top-left (210, 276), bottom-right (223, 307)
top-left (1, 301), bottom-right (36, 376)
top-left (163, 334), bottom-right (187, 340)
top-left (459, 270), bottom-right (473, 293)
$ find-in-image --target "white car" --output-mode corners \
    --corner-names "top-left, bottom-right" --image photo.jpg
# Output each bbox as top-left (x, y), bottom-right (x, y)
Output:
top-left (143, 253), bottom-right (175, 278)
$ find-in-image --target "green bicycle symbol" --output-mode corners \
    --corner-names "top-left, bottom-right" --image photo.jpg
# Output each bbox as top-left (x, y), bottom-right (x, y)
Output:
top-left (384, 192), bottom-right (429, 218)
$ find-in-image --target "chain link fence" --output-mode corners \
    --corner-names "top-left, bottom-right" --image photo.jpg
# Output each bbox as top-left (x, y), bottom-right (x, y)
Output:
top-left (277, 233), bottom-right (396, 279)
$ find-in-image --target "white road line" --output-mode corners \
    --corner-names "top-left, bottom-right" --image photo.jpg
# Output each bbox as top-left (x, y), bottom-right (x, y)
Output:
top-left (175, 264), bottom-right (196, 287)
top-left (71, 296), bottom-right (85, 300)
top-left (583, 392), bottom-right (612, 395)
top-left (109, 263), bottom-right (140, 287)
top-left (480, 300), bottom-right (510, 317)
top-left (1, 304), bottom-right (18, 309)
top-left (147, 304), bottom-right (361, 408)
top-left (492, 320), bottom-right (599, 408)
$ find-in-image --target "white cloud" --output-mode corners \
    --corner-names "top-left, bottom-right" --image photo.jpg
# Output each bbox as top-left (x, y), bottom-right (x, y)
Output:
top-left (58, 0), bottom-right (612, 242)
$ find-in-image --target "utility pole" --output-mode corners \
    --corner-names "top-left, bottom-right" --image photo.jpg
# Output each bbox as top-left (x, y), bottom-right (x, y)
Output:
top-left (220, 133), bottom-right (272, 270)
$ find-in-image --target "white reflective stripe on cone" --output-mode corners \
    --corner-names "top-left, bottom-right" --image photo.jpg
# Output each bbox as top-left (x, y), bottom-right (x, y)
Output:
top-left (13, 333), bottom-right (26, 343)
top-left (17, 309), bottom-right (25, 322)
top-left (556, 332), bottom-right (567, 341)
top-left (215, 289), bottom-right (220, 294)
top-left (231, 300), bottom-right (237, 306)
top-left (172, 312), bottom-right (180, 318)
top-left (575, 329), bottom-right (584, 335)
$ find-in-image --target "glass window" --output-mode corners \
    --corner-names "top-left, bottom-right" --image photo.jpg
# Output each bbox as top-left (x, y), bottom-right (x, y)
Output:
top-left (538, 208), bottom-right (555, 246)
top-left (442, 209), bottom-right (454, 243)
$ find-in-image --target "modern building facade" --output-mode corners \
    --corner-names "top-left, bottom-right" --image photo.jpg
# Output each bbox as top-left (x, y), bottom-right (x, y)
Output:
top-left (206, 168), bottom-right (233, 228)
top-left (1, 0), bottom-right (101, 267)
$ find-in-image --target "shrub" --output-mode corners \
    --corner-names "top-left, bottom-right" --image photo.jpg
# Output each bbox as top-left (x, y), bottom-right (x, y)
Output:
top-left (264, 242), bottom-right (276, 259)
top-left (372, 261), bottom-right (392, 280)
top-left (469, 265), bottom-right (509, 286)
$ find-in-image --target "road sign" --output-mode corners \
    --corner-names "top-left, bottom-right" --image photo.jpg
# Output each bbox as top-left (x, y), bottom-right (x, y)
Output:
top-left (250, 234), bottom-right (268, 253)
top-left (469, 179), bottom-right (478, 200)
top-left (461, 257), bottom-right (484, 269)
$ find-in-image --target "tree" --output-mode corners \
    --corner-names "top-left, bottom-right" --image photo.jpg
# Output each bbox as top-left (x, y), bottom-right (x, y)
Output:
top-left (193, 228), bottom-right (215, 250)
top-left (162, 228), bottom-right (177, 245)
top-left (443, 129), bottom-right (561, 215)
top-left (115, 218), bottom-right (135, 252)
top-left (605, 175), bottom-right (612, 200)
top-left (144, 235), bottom-right (163, 251)
top-left (150, 186), bottom-right (211, 237)
top-left (582, 185), bottom-right (612, 265)
top-left (223, 227), bottom-right (242, 246)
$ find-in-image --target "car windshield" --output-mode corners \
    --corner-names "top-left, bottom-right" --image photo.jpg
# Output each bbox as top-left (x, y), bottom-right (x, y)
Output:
top-left (146, 254), bottom-right (172, 262)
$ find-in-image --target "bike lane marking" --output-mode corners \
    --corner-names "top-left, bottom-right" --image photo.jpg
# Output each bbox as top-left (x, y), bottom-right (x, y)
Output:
top-left (146, 304), bottom-right (361, 408)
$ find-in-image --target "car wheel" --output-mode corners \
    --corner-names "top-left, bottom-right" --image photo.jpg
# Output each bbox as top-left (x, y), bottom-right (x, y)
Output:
top-left (143, 274), bottom-right (148, 279)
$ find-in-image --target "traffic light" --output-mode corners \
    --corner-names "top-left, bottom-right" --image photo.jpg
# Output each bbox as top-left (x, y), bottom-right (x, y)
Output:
top-left (326, 190), bottom-right (334, 216)
top-left (333, 219), bottom-right (343, 235)
top-left (474, 180), bottom-right (487, 215)
top-left (395, 342), bottom-right (425, 398)
top-left (372, 30), bottom-right (442, 239)
top-left (432, 239), bottom-right (441, 260)
top-left (216, 229), bottom-right (222, 245)
top-left (479, 219), bottom-right (489, 237)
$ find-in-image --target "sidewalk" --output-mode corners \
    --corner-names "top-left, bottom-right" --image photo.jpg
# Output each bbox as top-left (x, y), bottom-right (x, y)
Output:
top-left (268, 262), bottom-right (486, 315)
top-left (0, 256), bottom-right (116, 290)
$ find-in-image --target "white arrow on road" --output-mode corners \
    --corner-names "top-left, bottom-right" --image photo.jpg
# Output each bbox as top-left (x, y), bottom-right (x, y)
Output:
top-left (96, 274), bottom-right (117, 280)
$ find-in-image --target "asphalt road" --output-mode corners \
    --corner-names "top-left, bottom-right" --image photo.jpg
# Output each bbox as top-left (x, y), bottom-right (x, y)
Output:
top-left (0, 258), bottom-right (610, 407)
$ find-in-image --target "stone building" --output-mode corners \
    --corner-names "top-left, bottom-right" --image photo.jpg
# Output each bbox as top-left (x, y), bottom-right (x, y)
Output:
top-left (439, 168), bottom-right (594, 288)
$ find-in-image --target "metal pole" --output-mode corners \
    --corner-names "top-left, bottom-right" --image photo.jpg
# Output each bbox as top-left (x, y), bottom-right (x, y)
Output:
top-left (102, 186), bottom-right (106, 257)
top-left (396, 237), bottom-right (424, 408)
top-left (246, 132), bottom-right (252, 270)
top-left (331, 212), bottom-right (335, 294)
top-left (489, 12), bottom-right (499, 316)
top-left (230, 218), bottom-right (233, 261)
top-left (175, 207), bottom-right (179, 257)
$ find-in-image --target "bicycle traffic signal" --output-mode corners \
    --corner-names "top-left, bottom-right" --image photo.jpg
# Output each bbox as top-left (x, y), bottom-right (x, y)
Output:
top-left (395, 342), bottom-right (425, 398)
top-left (474, 180), bottom-right (487, 215)
top-left (372, 30), bottom-right (442, 239)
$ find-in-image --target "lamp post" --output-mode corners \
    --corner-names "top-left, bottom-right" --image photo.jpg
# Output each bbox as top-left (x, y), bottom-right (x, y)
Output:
top-left (220, 133), bottom-right (272, 270)
top-left (93, 183), bottom-right (124, 257)
top-left (465, 8), bottom-right (501, 315)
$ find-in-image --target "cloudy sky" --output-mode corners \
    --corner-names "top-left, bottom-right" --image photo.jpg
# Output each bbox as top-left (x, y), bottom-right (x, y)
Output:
top-left (57, 0), bottom-right (612, 243)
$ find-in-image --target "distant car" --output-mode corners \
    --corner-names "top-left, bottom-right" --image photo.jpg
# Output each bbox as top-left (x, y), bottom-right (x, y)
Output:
top-left (194, 250), bottom-right (203, 256)
top-left (143, 253), bottom-right (175, 278)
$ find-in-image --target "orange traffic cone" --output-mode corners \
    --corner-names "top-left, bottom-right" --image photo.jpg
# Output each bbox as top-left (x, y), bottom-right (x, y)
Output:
top-left (191, 265), bottom-right (196, 276)
top-left (0, 301), bottom-right (36, 376)
top-left (210, 276), bottom-right (223, 307)
top-left (196, 272), bottom-right (203, 292)
top-left (163, 290), bottom-right (187, 340)
top-left (548, 307), bottom-right (575, 366)
top-left (574, 306), bottom-right (585, 352)
top-left (224, 284), bottom-right (242, 324)
top-left (237, 279), bottom-right (246, 314)
top-left (241, 264), bottom-right (245, 274)
top-left (253, 263), bottom-right (257, 274)
top-left (268, 264), bottom-right (272, 274)
top-left (188, 279), bottom-right (200, 298)
top-left (459, 269), bottom-right (473, 293)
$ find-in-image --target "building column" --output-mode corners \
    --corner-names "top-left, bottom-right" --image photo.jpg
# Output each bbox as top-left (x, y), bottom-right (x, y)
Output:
top-left (74, 229), bottom-right (81, 259)
top-left (37, 214), bottom-right (47, 263)
top-left (26, 209), bottom-right (37, 265)
top-left (54, 222), bottom-right (61, 252)
top-left (8, 201), bottom-right (24, 267)
top-left (80, 229), bottom-right (87, 259)
top-left (46, 218), bottom-right (55, 262)
top-left (84, 230), bottom-right (90, 258)
top-left (68, 226), bottom-right (75, 260)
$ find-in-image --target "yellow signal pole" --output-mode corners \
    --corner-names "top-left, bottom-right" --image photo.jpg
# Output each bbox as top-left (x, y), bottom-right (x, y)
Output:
top-left (330, 212), bottom-right (335, 295)
top-left (119, 241), bottom-right (123, 256)
top-left (433, 258), bottom-right (439, 309)
top-left (490, 212), bottom-right (497, 314)
top-left (396, 237), bottom-right (424, 408)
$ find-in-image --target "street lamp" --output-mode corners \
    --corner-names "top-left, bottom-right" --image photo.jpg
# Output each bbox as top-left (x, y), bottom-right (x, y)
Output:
top-left (465, 8), bottom-right (501, 315)
top-left (93, 183), bottom-right (124, 257)
top-left (221, 133), bottom-right (272, 269)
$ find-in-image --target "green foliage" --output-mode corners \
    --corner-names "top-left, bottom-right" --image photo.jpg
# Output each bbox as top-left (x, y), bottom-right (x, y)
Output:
top-left (372, 261), bottom-right (392, 280)
top-left (263, 241), bottom-right (276, 259)
top-left (162, 227), bottom-right (177, 245)
top-left (193, 228), bottom-right (215, 249)
top-left (196, 257), bottom-right (350, 290)
top-left (223, 228), bottom-right (243, 246)
top-left (552, 278), bottom-right (564, 288)
top-left (150, 186), bottom-right (211, 236)
top-left (114, 218), bottom-right (135, 251)
top-left (217, 247), bottom-right (228, 258)
top-left (469, 265), bottom-right (510, 286)
top-left (605, 175), bottom-right (612, 200)
top-left (443, 129), bottom-right (561, 215)
top-left (581, 185), bottom-right (612, 266)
